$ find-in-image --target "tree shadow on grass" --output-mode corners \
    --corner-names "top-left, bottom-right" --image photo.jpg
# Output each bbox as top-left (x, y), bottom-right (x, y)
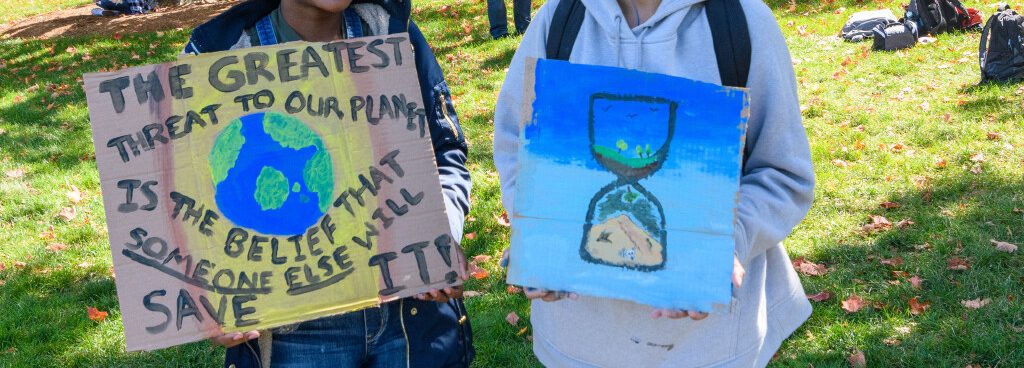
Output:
top-left (779, 169), bottom-right (1024, 366)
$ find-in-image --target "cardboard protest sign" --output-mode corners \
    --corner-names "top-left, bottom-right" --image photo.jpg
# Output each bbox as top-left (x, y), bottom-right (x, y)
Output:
top-left (507, 58), bottom-right (748, 311)
top-left (83, 34), bottom-right (466, 351)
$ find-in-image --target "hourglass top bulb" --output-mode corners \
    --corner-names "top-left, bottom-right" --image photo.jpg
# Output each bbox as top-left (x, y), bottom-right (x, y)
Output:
top-left (588, 93), bottom-right (677, 182)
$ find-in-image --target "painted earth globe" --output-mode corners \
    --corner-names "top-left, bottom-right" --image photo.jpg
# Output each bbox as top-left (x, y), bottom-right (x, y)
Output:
top-left (209, 111), bottom-right (333, 236)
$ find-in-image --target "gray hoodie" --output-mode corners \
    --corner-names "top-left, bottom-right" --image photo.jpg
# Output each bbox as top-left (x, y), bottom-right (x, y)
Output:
top-left (493, 0), bottom-right (814, 366)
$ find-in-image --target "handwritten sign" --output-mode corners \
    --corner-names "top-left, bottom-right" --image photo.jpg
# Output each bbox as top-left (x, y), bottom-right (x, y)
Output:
top-left (83, 34), bottom-right (465, 351)
top-left (508, 59), bottom-right (748, 311)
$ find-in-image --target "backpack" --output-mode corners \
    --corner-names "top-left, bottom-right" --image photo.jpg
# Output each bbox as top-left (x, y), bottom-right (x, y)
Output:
top-left (546, 0), bottom-right (751, 88)
top-left (872, 19), bottom-right (920, 51)
top-left (842, 9), bottom-right (899, 42)
top-left (979, 4), bottom-right (1024, 82)
top-left (906, 0), bottom-right (972, 34)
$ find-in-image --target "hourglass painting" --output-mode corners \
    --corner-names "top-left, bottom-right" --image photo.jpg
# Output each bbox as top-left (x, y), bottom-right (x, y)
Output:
top-left (581, 94), bottom-right (676, 271)
top-left (508, 58), bottom-right (748, 310)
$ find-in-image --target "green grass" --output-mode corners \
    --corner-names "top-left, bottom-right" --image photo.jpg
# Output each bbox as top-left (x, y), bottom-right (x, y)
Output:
top-left (592, 144), bottom-right (659, 169)
top-left (1, 0), bottom-right (92, 24)
top-left (1, 0), bottom-right (1023, 367)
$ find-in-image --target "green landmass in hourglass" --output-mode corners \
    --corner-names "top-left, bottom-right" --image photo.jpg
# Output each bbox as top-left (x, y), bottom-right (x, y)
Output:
top-left (593, 139), bottom-right (658, 169)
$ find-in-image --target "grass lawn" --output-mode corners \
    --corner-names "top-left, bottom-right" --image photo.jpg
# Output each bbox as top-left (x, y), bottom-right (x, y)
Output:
top-left (1, 0), bottom-right (93, 24)
top-left (1, 0), bottom-right (1022, 367)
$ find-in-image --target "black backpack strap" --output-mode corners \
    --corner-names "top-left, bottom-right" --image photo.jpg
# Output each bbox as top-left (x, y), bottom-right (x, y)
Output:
top-left (546, 0), bottom-right (586, 60)
top-left (978, 13), bottom-right (997, 81)
top-left (706, 0), bottom-right (751, 88)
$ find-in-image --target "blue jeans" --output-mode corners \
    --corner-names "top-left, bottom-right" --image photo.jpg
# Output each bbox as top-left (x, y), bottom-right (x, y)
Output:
top-left (271, 302), bottom-right (407, 368)
top-left (487, 0), bottom-right (531, 38)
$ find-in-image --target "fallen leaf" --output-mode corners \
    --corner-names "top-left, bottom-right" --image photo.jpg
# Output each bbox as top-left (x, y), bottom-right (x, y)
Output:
top-left (792, 257), bottom-right (828, 276)
top-left (991, 239), bottom-right (1018, 253)
top-left (909, 275), bottom-right (923, 289)
top-left (113, 33), bottom-right (123, 40)
top-left (87, 307), bottom-right (108, 322)
top-left (934, 158), bottom-right (947, 168)
top-left (880, 257), bottom-right (904, 267)
top-left (797, 25), bottom-right (808, 36)
top-left (908, 297), bottom-right (930, 315)
top-left (987, 131), bottom-right (1002, 140)
top-left (45, 243), bottom-right (68, 252)
top-left (471, 255), bottom-right (492, 264)
top-left (66, 186), bottom-right (83, 203)
top-left (468, 263), bottom-right (488, 280)
top-left (76, 261), bottom-right (92, 268)
top-left (56, 207), bottom-right (77, 221)
top-left (517, 326), bottom-right (529, 336)
top-left (464, 232), bottom-right (476, 240)
top-left (848, 349), bottom-right (866, 368)
top-left (841, 294), bottom-right (867, 313)
top-left (895, 219), bottom-right (914, 229)
top-left (462, 290), bottom-right (482, 298)
top-left (506, 311), bottom-right (520, 325)
top-left (862, 215), bottom-right (892, 233)
top-left (0, 263), bottom-right (5, 271)
top-left (832, 159), bottom-right (852, 168)
top-left (919, 101), bottom-right (930, 111)
top-left (807, 290), bottom-right (832, 302)
top-left (14, 261), bottom-right (26, 268)
top-left (880, 201), bottom-right (900, 209)
top-left (970, 153), bottom-right (986, 163)
top-left (883, 337), bottom-right (902, 346)
top-left (961, 298), bottom-right (991, 309)
top-left (495, 212), bottom-right (511, 227)
top-left (506, 285), bottom-right (522, 294)
top-left (4, 168), bottom-right (26, 178)
top-left (947, 257), bottom-right (970, 270)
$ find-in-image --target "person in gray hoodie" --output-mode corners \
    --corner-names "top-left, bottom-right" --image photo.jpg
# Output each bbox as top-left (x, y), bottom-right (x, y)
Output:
top-left (493, 0), bottom-right (815, 366)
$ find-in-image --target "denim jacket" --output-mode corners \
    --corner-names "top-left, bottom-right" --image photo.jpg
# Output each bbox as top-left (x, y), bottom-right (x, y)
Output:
top-left (184, 1), bottom-right (474, 367)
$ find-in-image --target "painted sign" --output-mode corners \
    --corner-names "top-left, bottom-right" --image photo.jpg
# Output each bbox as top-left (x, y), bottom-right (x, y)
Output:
top-left (508, 58), bottom-right (749, 311)
top-left (83, 34), bottom-right (465, 351)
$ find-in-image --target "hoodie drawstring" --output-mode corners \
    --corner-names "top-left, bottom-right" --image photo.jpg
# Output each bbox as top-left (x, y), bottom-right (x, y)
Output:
top-left (614, 15), bottom-right (624, 68)
top-left (636, 25), bottom-right (652, 70)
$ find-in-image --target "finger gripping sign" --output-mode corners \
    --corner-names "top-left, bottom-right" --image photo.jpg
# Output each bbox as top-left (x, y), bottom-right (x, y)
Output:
top-left (83, 34), bottom-right (466, 351)
top-left (508, 58), bottom-right (749, 312)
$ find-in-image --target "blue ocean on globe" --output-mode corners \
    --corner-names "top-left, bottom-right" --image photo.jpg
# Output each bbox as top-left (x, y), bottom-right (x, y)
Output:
top-left (209, 112), bottom-right (334, 236)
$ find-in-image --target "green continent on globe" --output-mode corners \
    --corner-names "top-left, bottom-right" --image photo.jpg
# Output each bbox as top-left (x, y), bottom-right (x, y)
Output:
top-left (263, 112), bottom-right (333, 212)
top-left (255, 166), bottom-right (290, 210)
top-left (209, 121), bottom-right (246, 185)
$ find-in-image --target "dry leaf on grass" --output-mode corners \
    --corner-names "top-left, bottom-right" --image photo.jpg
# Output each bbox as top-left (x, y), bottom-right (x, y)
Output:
top-left (879, 257), bottom-right (904, 267)
top-left (947, 257), bottom-right (970, 270)
top-left (848, 349), bottom-right (866, 368)
top-left (990, 239), bottom-right (1018, 253)
top-left (961, 298), bottom-right (991, 309)
top-left (879, 201), bottom-right (900, 209)
top-left (807, 291), bottom-right (832, 302)
top-left (506, 311), bottom-right (520, 325)
top-left (861, 215), bottom-right (892, 233)
top-left (895, 219), bottom-right (914, 229)
top-left (4, 168), bottom-right (26, 178)
top-left (87, 306), bottom-right (108, 322)
top-left (66, 186), bottom-right (83, 203)
top-left (462, 290), bottom-right (483, 298)
top-left (792, 257), bottom-right (828, 276)
top-left (45, 243), bottom-right (68, 252)
top-left (464, 232), bottom-right (476, 240)
top-left (908, 297), bottom-right (930, 315)
top-left (468, 263), bottom-right (489, 280)
top-left (471, 255), bottom-right (491, 264)
top-left (841, 295), bottom-right (867, 313)
top-left (831, 159), bottom-right (852, 168)
top-left (56, 207), bottom-right (76, 221)
top-left (506, 285), bottom-right (521, 294)
top-left (495, 212), bottom-right (511, 227)
top-left (909, 275), bottom-right (923, 289)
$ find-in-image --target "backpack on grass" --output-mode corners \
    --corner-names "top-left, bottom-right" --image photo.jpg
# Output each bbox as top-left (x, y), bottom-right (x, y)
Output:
top-left (842, 9), bottom-right (899, 42)
top-left (872, 19), bottom-right (920, 51)
top-left (546, 0), bottom-right (751, 88)
top-left (979, 4), bottom-right (1024, 82)
top-left (905, 0), bottom-right (972, 34)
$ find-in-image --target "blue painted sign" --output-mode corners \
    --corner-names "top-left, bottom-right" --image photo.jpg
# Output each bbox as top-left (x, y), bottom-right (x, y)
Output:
top-left (508, 59), bottom-right (749, 311)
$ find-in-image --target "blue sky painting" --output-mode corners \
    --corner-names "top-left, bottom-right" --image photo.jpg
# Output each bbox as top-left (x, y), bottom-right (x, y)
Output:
top-left (508, 58), bottom-right (749, 311)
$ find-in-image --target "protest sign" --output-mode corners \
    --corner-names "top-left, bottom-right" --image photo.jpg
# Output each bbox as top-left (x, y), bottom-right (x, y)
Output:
top-left (83, 34), bottom-right (465, 351)
top-left (508, 58), bottom-right (749, 311)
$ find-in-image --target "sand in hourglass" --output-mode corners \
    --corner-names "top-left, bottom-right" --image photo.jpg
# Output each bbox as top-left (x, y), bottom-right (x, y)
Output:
top-left (584, 214), bottom-right (665, 267)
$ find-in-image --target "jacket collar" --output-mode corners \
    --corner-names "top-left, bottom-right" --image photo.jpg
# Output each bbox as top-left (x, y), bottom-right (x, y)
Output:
top-left (188, 0), bottom-right (410, 53)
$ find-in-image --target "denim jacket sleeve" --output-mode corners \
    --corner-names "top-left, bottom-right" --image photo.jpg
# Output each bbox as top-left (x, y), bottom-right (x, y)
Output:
top-left (408, 21), bottom-right (472, 240)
